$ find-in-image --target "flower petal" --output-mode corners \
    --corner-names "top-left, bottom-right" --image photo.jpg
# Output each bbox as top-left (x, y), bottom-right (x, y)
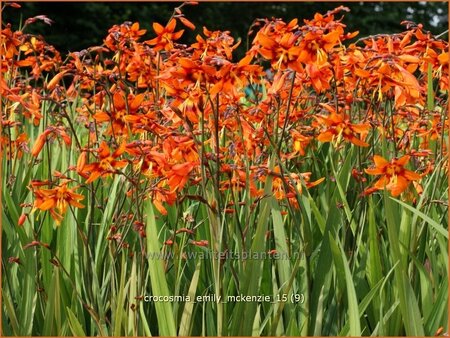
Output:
top-left (153, 22), bottom-right (165, 35)
top-left (373, 155), bottom-right (388, 168)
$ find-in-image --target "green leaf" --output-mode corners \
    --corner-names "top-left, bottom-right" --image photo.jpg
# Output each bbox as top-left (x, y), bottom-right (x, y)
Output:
top-left (66, 307), bottom-right (87, 336)
top-left (113, 254), bottom-right (128, 336)
top-left (145, 200), bottom-right (177, 336)
top-left (179, 260), bottom-right (201, 336)
top-left (231, 164), bottom-right (273, 336)
top-left (328, 234), bottom-right (361, 336)
top-left (390, 197), bottom-right (448, 239)
top-left (384, 192), bottom-right (424, 336)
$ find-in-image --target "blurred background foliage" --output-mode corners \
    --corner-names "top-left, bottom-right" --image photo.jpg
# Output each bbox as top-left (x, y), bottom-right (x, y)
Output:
top-left (2, 2), bottom-right (449, 56)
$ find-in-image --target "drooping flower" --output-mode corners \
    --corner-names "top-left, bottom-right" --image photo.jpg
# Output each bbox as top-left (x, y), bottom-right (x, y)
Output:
top-left (165, 161), bottom-right (196, 193)
top-left (30, 126), bottom-right (72, 157)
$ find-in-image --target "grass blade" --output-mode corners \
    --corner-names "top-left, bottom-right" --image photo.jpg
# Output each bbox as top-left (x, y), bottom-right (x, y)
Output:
top-left (179, 260), bottom-right (201, 336)
top-left (145, 200), bottom-right (177, 336)
top-left (66, 307), bottom-right (87, 336)
top-left (390, 197), bottom-right (448, 239)
top-left (328, 234), bottom-right (361, 336)
top-left (384, 191), bottom-right (424, 336)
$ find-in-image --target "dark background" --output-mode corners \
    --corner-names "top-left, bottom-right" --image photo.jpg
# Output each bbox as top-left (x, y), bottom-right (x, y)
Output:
top-left (2, 2), bottom-right (448, 56)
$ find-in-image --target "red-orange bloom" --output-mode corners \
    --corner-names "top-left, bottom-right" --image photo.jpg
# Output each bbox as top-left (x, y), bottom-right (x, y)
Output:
top-left (32, 181), bottom-right (85, 225)
top-left (315, 105), bottom-right (370, 147)
top-left (290, 130), bottom-right (311, 156)
top-left (364, 155), bottom-right (422, 196)
top-left (93, 91), bottom-right (146, 136)
top-left (145, 18), bottom-right (184, 51)
top-left (305, 62), bottom-right (333, 92)
top-left (298, 29), bottom-right (342, 65)
top-left (166, 162), bottom-right (196, 193)
top-left (30, 127), bottom-right (72, 157)
top-left (252, 19), bottom-right (303, 72)
top-left (81, 142), bottom-right (128, 183)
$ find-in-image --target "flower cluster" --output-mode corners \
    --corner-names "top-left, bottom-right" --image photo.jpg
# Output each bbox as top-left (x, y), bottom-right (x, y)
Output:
top-left (2, 3), bottom-right (448, 227)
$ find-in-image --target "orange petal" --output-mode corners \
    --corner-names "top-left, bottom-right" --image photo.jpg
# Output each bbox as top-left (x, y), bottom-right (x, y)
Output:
top-left (317, 130), bottom-right (334, 142)
top-left (113, 92), bottom-right (126, 110)
top-left (76, 152), bottom-right (87, 172)
top-left (323, 30), bottom-right (340, 44)
top-left (257, 33), bottom-right (277, 49)
top-left (351, 123), bottom-right (370, 134)
top-left (31, 133), bottom-right (47, 157)
top-left (179, 16), bottom-right (195, 30)
top-left (238, 54), bottom-right (253, 67)
top-left (166, 18), bottom-right (177, 32)
top-left (365, 167), bottom-right (384, 175)
top-left (37, 198), bottom-right (56, 211)
top-left (438, 52), bottom-right (448, 65)
top-left (172, 162), bottom-right (195, 176)
top-left (388, 176), bottom-right (409, 196)
top-left (373, 155), bottom-right (389, 168)
top-left (306, 177), bottom-right (325, 188)
top-left (398, 54), bottom-right (420, 63)
top-left (131, 22), bottom-right (140, 31)
top-left (113, 160), bottom-right (128, 169)
top-left (172, 30), bottom-right (184, 41)
top-left (93, 112), bottom-right (110, 122)
top-left (46, 71), bottom-right (67, 91)
top-left (373, 176), bottom-right (389, 189)
top-left (69, 200), bottom-right (85, 209)
top-left (395, 155), bottom-right (410, 166)
top-left (153, 22), bottom-right (165, 35)
top-left (404, 169), bottom-right (421, 181)
top-left (154, 199), bottom-right (167, 215)
top-left (349, 136), bottom-right (369, 147)
top-left (130, 93), bottom-right (145, 111)
top-left (85, 170), bottom-right (102, 184)
top-left (145, 37), bottom-right (159, 45)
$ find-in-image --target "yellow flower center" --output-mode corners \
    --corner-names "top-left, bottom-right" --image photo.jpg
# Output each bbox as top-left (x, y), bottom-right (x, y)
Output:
top-left (386, 164), bottom-right (402, 176)
top-left (99, 157), bottom-right (114, 171)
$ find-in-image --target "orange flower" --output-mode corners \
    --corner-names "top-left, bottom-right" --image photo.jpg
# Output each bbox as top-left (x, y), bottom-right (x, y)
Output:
top-left (1, 25), bottom-right (23, 60)
top-left (267, 167), bottom-right (324, 207)
top-left (191, 27), bottom-right (241, 60)
top-left (2, 132), bottom-right (28, 159)
top-left (315, 105), bottom-right (370, 147)
top-left (364, 155), bottom-right (422, 196)
top-left (145, 18), bottom-right (184, 51)
top-left (93, 91), bottom-right (146, 136)
top-left (166, 162), bottom-right (196, 193)
top-left (82, 142), bottom-right (128, 183)
top-left (290, 130), bottom-right (311, 156)
top-left (30, 126), bottom-right (72, 157)
top-left (252, 19), bottom-right (303, 72)
top-left (32, 180), bottom-right (85, 225)
top-left (305, 62), bottom-right (333, 92)
top-left (298, 29), bottom-right (342, 65)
